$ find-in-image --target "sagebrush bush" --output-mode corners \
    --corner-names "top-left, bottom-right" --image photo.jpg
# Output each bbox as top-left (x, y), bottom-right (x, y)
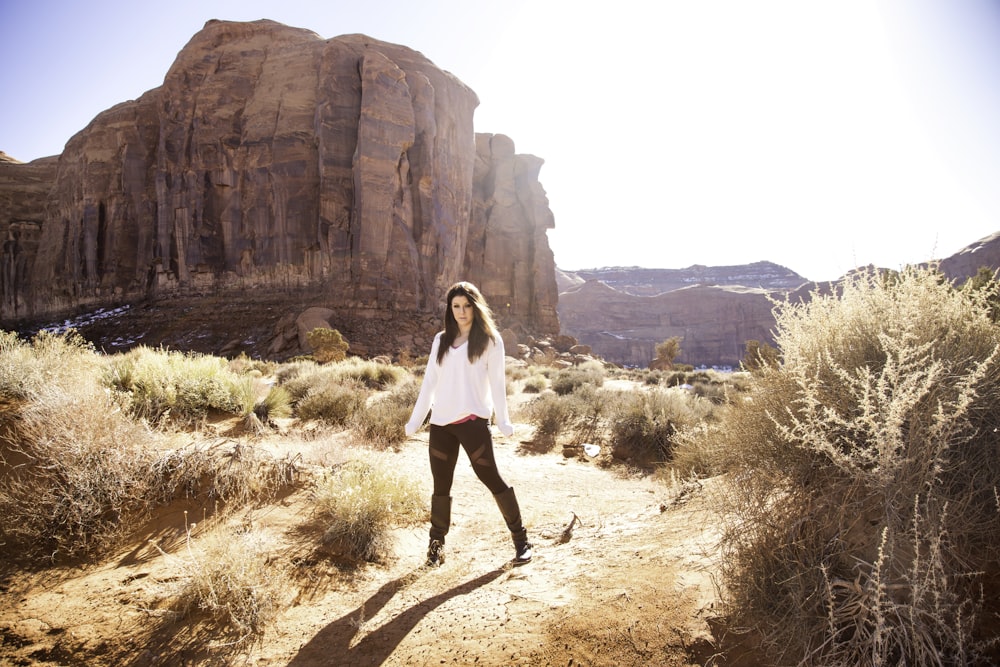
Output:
top-left (296, 381), bottom-right (370, 425)
top-left (0, 331), bottom-right (160, 560)
top-left (608, 388), bottom-right (712, 466)
top-left (0, 332), bottom-right (297, 561)
top-left (0, 380), bottom-right (160, 560)
top-left (521, 373), bottom-right (548, 394)
top-left (104, 347), bottom-right (255, 424)
top-left (278, 358), bottom-right (403, 418)
top-left (523, 385), bottom-right (626, 450)
top-left (311, 457), bottom-right (423, 562)
top-left (0, 329), bottom-right (98, 403)
top-left (352, 378), bottom-right (420, 446)
top-left (164, 523), bottom-right (290, 647)
top-left (690, 267), bottom-right (1000, 665)
top-left (550, 360), bottom-right (606, 395)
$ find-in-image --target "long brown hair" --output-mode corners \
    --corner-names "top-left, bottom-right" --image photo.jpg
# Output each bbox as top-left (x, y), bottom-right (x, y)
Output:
top-left (436, 281), bottom-right (500, 364)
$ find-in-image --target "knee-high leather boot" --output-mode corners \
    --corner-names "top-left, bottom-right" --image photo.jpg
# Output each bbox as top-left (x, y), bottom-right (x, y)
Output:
top-left (493, 486), bottom-right (533, 564)
top-left (426, 495), bottom-right (451, 566)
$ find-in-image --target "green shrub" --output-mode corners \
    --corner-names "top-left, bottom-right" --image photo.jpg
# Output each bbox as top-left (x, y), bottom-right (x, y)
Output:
top-left (307, 328), bottom-right (349, 363)
top-left (690, 267), bottom-right (1000, 665)
top-left (296, 382), bottom-right (369, 425)
top-left (311, 457), bottom-right (423, 562)
top-left (104, 347), bottom-right (255, 424)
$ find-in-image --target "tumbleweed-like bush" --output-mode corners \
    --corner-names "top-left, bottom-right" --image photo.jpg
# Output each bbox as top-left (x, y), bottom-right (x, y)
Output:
top-left (162, 522), bottom-right (291, 648)
top-left (311, 456), bottom-right (423, 562)
top-left (691, 267), bottom-right (1000, 665)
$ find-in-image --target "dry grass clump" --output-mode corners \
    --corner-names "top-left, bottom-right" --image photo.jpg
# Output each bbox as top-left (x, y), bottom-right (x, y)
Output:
top-left (311, 456), bottom-right (424, 562)
top-left (160, 522), bottom-right (291, 648)
top-left (688, 267), bottom-right (1000, 665)
top-left (550, 360), bottom-right (606, 395)
top-left (104, 346), bottom-right (256, 425)
top-left (0, 330), bottom-right (161, 560)
top-left (608, 388), bottom-right (714, 466)
top-left (296, 382), bottom-right (369, 425)
top-left (351, 378), bottom-right (421, 447)
top-left (252, 384), bottom-right (293, 425)
top-left (0, 382), bottom-right (160, 561)
top-left (0, 331), bottom-right (298, 562)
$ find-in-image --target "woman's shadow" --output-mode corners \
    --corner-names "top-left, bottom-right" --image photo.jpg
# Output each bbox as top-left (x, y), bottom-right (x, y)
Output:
top-left (287, 566), bottom-right (506, 666)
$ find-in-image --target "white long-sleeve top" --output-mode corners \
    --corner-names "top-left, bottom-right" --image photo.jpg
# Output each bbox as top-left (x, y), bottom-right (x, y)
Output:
top-left (405, 332), bottom-right (514, 437)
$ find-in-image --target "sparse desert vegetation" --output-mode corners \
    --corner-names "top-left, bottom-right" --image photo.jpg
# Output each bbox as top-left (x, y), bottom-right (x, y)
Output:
top-left (2, 265), bottom-right (999, 665)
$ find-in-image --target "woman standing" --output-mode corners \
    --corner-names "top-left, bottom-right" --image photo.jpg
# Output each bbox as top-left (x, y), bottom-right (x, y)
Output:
top-left (405, 282), bottom-right (533, 567)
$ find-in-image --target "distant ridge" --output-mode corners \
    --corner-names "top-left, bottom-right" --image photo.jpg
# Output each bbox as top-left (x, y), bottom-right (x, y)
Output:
top-left (557, 261), bottom-right (807, 297)
top-left (556, 233), bottom-right (1000, 367)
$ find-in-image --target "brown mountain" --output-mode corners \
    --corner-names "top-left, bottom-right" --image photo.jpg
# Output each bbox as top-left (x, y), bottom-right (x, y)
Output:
top-left (0, 20), bottom-right (558, 358)
top-left (559, 235), bottom-right (1000, 368)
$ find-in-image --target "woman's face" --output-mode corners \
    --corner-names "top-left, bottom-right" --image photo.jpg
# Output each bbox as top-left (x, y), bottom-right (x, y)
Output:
top-left (450, 295), bottom-right (475, 332)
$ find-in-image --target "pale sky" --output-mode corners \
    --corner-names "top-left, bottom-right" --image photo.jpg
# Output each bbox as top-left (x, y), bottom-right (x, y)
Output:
top-left (2, 0), bottom-right (999, 282)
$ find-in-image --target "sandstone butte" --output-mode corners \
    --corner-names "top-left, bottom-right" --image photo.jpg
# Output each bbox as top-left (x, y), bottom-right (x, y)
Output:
top-left (0, 19), bottom-right (559, 358)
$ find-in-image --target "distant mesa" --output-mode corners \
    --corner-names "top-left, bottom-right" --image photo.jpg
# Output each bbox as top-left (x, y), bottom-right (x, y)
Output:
top-left (556, 236), bottom-right (1000, 368)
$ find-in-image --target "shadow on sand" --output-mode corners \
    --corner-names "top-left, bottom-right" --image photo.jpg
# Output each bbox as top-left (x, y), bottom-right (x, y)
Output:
top-left (287, 566), bottom-right (506, 666)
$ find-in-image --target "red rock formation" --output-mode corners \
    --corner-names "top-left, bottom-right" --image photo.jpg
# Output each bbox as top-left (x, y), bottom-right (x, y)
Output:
top-left (937, 231), bottom-right (1000, 283)
top-left (0, 19), bottom-right (558, 351)
top-left (558, 279), bottom-right (781, 368)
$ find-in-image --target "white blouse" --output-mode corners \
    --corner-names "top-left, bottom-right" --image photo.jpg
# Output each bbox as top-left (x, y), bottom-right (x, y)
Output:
top-left (405, 332), bottom-right (514, 437)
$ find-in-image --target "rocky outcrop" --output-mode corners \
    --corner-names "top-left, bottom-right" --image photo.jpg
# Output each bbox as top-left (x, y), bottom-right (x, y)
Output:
top-left (563, 261), bottom-right (807, 296)
top-left (937, 231), bottom-right (1000, 283)
top-left (0, 19), bottom-right (559, 356)
top-left (559, 280), bottom-right (780, 368)
top-left (0, 154), bottom-right (58, 318)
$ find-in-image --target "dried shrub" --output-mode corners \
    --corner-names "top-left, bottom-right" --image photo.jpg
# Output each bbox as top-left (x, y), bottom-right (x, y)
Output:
top-left (523, 385), bottom-right (626, 450)
top-left (311, 457), bottom-right (423, 562)
top-left (521, 373), bottom-right (548, 394)
top-left (296, 382), bottom-right (369, 426)
top-left (608, 388), bottom-right (712, 467)
top-left (523, 391), bottom-right (573, 449)
top-left (690, 267), bottom-right (1000, 665)
top-left (351, 379), bottom-right (420, 447)
top-left (161, 523), bottom-right (291, 648)
top-left (550, 360), bottom-right (606, 395)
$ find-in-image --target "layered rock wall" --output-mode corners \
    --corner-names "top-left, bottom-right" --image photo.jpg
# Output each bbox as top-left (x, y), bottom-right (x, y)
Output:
top-left (0, 20), bottom-right (559, 345)
top-left (558, 280), bottom-right (779, 368)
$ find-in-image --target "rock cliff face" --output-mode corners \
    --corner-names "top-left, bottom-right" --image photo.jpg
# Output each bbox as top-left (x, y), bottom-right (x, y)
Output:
top-left (559, 238), bottom-right (1000, 369)
top-left (0, 19), bottom-right (558, 354)
top-left (937, 232), bottom-right (1000, 283)
top-left (566, 261), bottom-right (806, 296)
top-left (558, 279), bottom-right (782, 368)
